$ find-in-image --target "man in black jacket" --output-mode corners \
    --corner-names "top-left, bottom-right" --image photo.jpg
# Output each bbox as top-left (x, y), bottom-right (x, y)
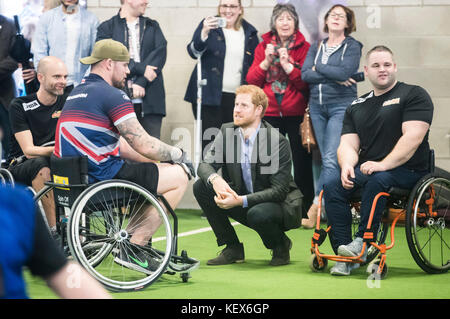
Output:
top-left (0, 15), bottom-right (19, 160)
top-left (194, 85), bottom-right (304, 267)
top-left (96, 0), bottom-right (167, 139)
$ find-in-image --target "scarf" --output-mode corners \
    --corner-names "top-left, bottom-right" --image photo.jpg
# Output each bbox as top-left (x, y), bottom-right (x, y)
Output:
top-left (265, 32), bottom-right (301, 96)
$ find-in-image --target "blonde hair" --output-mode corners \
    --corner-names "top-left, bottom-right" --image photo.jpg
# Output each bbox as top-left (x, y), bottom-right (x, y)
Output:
top-left (235, 85), bottom-right (269, 117)
top-left (217, 0), bottom-right (243, 31)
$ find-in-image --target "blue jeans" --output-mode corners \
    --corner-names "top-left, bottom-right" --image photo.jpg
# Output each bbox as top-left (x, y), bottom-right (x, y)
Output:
top-left (309, 101), bottom-right (352, 198)
top-left (323, 165), bottom-right (427, 254)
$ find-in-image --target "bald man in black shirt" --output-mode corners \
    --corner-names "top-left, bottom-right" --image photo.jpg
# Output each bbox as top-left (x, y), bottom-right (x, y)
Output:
top-left (8, 56), bottom-right (68, 240)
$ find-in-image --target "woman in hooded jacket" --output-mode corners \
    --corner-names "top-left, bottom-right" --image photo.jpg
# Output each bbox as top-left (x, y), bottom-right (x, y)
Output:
top-left (301, 4), bottom-right (363, 228)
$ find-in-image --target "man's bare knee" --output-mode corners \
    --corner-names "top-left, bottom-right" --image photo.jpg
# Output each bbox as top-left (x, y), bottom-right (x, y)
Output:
top-left (37, 167), bottom-right (51, 181)
top-left (175, 165), bottom-right (189, 188)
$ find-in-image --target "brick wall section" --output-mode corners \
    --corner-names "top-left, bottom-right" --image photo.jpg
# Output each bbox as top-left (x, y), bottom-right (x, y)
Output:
top-left (87, 0), bottom-right (450, 208)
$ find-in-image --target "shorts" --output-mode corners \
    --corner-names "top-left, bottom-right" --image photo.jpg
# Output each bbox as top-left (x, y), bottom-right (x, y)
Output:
top-left (9, 157), bottom-right (50, 186)
top-left (114, 161), bottom-right (159, 194)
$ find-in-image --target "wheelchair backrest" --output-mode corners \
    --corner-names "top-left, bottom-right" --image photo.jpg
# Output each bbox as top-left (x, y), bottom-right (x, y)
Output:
top-left (50, 155), bottom-right (89, 208)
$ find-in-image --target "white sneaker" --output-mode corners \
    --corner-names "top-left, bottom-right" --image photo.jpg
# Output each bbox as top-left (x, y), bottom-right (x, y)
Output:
top-left (330, 262), bottom-right (351, 276)
top-left (338, 237), bottom-right (367, 262)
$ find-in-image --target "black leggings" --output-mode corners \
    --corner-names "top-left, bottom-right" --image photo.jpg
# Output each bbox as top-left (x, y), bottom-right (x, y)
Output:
top-left (263, 115), bottom-right (314, 210)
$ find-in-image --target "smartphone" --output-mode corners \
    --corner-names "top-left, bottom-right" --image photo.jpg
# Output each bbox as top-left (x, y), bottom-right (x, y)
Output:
top-left (217, 17), bottom-right (227, 28)
top-left (350, 72), bottom-right (365, 82)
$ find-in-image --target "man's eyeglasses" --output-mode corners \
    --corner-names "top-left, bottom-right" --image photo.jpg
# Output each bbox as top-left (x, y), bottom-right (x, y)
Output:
top-left (219, 4), bottom-right (240, 10)
top-left (329, 13), bottom-right (346, 20)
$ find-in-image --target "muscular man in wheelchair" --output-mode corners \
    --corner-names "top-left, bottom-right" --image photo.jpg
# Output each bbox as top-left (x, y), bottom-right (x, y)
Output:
top-left (7, 56), bottom-right (68, 242)
top-left (323, 45), bottom-right (434, 276)
top-left (54, 39), bottom-right (195, 275)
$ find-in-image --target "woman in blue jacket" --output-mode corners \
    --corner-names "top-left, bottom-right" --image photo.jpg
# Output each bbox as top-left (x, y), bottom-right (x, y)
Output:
top-left (184, 0), bottom-right (258, 156)
top-left (301, 4), bottom-right (363, 228)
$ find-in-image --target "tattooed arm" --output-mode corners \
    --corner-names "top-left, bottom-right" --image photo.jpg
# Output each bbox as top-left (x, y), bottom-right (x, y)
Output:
top-left (116, 117), bottom-right (182, 162)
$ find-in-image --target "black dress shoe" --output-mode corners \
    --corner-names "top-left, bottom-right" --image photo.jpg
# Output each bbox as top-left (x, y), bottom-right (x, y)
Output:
top-left (207, 243), bottom-right (245, 265)
top-left (270, 236), bottom-right (292, 266)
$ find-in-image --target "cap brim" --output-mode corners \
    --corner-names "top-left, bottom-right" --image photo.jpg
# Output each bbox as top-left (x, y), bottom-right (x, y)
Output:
top-left (80, 56), bottom-right (102, 65)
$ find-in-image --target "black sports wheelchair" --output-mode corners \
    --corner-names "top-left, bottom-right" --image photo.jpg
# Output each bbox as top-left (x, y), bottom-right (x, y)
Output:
top-left (309, 150), bottom-right (450, 279)
top-left (27, 154), bottom-right (200, 292)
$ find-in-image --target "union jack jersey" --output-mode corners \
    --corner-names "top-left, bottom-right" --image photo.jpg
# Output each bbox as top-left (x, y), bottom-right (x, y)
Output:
top-left (54, 74), bottom-right (136, 183)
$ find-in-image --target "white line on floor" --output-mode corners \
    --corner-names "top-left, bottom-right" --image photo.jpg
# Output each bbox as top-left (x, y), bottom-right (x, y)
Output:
top-left (152, 222), bottom-right (240, 242)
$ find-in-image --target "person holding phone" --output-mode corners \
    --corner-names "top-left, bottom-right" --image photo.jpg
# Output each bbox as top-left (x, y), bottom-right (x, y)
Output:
top-left (300, 4), bottom-right (363, 229)
top-left (184, 0), bottom-right (259, 157)
top-left (246, 3), bottom-right (314, 216)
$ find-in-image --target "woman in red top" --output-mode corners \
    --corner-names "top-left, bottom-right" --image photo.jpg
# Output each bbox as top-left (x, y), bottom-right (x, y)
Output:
top-left (246, 3), bottom-right (314, 211)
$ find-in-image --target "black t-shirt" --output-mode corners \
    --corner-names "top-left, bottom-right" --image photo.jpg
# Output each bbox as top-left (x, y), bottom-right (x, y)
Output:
top-left (8, 93), bottom-right (64, 160)
top-left (341, 81), bottom-right (434, 171)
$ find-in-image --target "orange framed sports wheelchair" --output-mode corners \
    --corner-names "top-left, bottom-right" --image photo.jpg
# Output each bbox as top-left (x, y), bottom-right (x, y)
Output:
top-left (309, 155), bottom-right (449, 279)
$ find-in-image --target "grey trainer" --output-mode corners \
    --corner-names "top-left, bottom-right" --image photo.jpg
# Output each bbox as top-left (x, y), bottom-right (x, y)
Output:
top-left (338, 237), bottom-right (367, 262)
top-left (330, 262), bottom-right (351, 276)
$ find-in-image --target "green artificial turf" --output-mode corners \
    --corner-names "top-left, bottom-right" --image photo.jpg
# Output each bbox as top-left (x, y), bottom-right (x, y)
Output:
top-left (25, 209), bottom-right (450, 299)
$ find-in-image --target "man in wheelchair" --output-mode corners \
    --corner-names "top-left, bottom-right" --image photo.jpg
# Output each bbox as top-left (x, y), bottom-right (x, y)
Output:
top-left (54, 39), bottom-right (195, 275)
top-left (7, 56), bottom-right (68, 242)
top-left (323, 45), bottom-right (434, 276)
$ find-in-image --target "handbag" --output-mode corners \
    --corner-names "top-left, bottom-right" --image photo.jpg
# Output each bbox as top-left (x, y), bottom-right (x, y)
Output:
top-left (299, 107), bottom-right (317, 153)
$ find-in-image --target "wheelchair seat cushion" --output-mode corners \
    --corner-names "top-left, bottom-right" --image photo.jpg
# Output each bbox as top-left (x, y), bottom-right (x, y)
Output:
top-left (114, 161), bottom-right (159, 194)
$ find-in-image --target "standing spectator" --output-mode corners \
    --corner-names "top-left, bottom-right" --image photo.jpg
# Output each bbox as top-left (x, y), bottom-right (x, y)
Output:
top-left (31, 0), bottom-right (99, 97)
top-left (280, 0), bottom-right (348, 214)
top-left (184, 0), bottom-right (259, 156)
top-left (246, 4), bottom-right (314, 211)
top-left (97, 0), bottom-right (167, 139)
top-left (0, 15), bottom-right (18, 161)
top-left (300, 4), bottom-right (362, 229)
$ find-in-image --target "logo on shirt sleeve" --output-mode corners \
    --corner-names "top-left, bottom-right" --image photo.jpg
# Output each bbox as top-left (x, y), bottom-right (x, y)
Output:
top-left (52, 110), bottom-right (62, 118)
top-left (22, 100), bottom-right (40, 111)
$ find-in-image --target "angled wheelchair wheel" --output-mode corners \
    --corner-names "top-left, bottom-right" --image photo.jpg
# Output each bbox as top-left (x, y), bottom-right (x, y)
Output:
top-left (33, 185), bottom-right (53, 231)
top-left (0, 168), bottom-right (15, 186)
top-left (405, 173), bottom-right (450, 274)
top-left (67, 180), bottom-right (174, 292)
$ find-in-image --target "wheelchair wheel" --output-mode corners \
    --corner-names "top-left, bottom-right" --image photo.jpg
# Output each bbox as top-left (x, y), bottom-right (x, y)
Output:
top-left (33, 185), bottom-right (53, 231)
top-left (366, 259), bottom-right (388, 280)
top-left (67, 180), bottom-right (174, 292)
top-left (405, 172), bottom-right (450, 274)
top-left (309, 254), bottom-right (328, 272)
top-left (0, 168), bottom-right (15, 186)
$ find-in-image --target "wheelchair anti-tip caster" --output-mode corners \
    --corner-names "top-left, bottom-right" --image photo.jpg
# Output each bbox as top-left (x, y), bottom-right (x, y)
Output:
top-left (309, 254), bottom-right (328, 272)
